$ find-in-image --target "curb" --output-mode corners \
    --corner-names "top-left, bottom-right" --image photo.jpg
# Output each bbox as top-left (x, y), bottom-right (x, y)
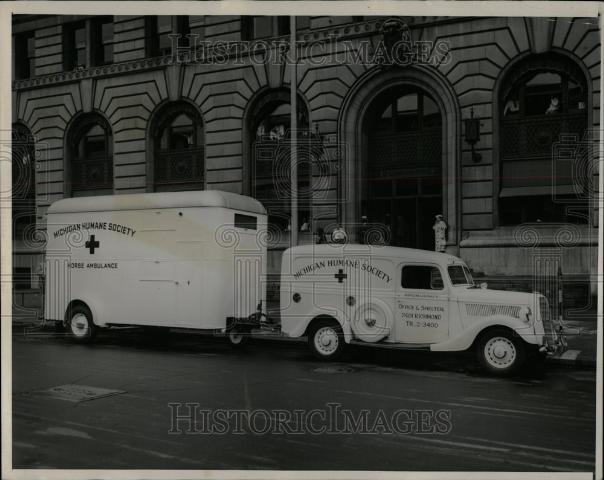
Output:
top-left (547, 349), bottom-right (597, 369)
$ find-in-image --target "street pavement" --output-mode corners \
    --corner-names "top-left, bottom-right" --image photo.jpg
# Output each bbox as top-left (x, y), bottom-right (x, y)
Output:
top-left (12, 304), bottom-right (600, 367)
top-left (11, 326), bottom-right (597, 472)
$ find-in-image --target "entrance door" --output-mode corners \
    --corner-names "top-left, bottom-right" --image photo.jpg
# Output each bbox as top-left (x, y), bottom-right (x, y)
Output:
top-left (364, 89), bottom-right (443, 250)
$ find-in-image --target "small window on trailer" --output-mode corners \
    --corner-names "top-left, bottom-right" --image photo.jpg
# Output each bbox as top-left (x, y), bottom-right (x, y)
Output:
top-left (234, 213), bottom-right (257, 230)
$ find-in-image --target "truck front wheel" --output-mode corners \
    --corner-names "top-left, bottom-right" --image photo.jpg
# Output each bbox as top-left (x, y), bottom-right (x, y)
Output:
top-left (67, 305), bottom-right (96, 342)
top-left (308, 319), bottom-right (345, 361)
top-left (475, 328), bottom-right (525, 376)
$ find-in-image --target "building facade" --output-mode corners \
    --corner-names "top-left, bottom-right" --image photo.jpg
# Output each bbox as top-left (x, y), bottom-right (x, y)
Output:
top-left (12, 15), bottom-right (600, 314)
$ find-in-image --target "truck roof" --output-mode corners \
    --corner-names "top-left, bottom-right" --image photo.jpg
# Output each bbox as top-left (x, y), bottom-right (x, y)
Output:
top-left (47, 190), bottom-right (266, 215)
top-left (284, 244), bottom-right (463, 265)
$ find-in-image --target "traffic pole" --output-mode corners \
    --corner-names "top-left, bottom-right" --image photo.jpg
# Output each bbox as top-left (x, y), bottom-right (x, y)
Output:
top-left (290, 15), bottom-right (298, 248)
top-left (557, 264), bottom-right (563, 323)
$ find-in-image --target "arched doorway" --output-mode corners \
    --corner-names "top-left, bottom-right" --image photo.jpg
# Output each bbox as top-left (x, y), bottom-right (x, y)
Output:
top-left (362, 86), bottom-right (443, 250)
top-left (340, 67), bottom-right (460, 251)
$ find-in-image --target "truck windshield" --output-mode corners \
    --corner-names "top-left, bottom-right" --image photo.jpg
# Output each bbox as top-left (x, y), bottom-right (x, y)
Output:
top-left (448, 265), bottom-right (474, 286)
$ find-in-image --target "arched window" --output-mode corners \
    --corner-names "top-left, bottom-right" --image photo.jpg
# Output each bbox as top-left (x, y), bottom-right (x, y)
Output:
top-left (12, 123), bottom-right (36, 239)
top-left (499, 54), bottom-right (589, 225)
top-left (364, 87), bottom-right (443, 249)
top-left (150, 102), bottom-right (204, 192)
top-left (249, 90), bottom-right (312, 232)
top-left (67, 113), bottom-right (113, 197)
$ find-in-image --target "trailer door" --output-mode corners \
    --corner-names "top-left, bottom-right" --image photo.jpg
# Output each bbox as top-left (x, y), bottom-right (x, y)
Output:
top-left (136, 260), bottom-right (176, 326)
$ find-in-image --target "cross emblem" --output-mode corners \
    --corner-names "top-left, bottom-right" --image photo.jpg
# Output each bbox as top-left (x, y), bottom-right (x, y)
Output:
top-left (334, 269), bottom-right (347, 283)
top-left (85, 235), bottom-right (100, 254)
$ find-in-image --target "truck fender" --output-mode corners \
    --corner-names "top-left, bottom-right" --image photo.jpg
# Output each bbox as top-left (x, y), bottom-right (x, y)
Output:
top-left (342, 320), bottom-right (353, 343)
top-left (430, 316), bottom-right (534, 352)
top-left (297, 308), bottom-right (353, 343)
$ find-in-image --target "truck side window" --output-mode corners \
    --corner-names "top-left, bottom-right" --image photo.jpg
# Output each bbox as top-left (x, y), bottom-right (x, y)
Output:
top-left (234, 213), bottom-right (257, 230)
top-left (401, 265), bottom-right (444, 290)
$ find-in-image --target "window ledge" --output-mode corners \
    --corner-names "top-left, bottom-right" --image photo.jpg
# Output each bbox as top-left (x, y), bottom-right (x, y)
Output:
top-left (460, 224), bottom-right (598, 248)
top-left (268, 231), bottom-right (318, 250)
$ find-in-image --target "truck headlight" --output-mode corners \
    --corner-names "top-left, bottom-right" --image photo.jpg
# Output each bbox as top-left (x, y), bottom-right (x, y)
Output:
top-left (519, 306), bottom-right (532, 323)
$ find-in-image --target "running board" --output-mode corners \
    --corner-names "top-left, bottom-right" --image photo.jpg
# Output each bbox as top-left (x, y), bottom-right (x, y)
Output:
top-left (349, 340), bottom-right (431, 351)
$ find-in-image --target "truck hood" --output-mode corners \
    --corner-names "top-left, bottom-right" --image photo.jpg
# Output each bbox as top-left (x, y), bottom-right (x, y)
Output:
top-left (454, 286), bottom-right (537, 306)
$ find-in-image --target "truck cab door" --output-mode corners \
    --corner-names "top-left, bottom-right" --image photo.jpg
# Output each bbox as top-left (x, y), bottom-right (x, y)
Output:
top-left (395, 263), bottom-right (450, 344)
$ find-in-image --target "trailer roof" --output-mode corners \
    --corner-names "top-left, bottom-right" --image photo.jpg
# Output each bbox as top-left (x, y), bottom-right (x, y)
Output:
top-left (47, 190), bottom-right (266, 215)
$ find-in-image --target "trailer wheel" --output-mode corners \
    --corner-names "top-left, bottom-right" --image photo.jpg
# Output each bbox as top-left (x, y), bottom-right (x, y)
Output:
top-left (475, 328), bottom-right (525, 376)
top-left (67, 304), bottom-right (96, 342)
top-left (308, 319), bottom-right (345, 361)
top-left (227, 328), bottom-right (249, 347)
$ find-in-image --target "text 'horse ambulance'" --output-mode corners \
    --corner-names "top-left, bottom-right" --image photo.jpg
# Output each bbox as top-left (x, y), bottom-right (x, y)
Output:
top-left (44, 190), bottom-right (267, 344)
top-left (279, 243), bottom-right (565, 375)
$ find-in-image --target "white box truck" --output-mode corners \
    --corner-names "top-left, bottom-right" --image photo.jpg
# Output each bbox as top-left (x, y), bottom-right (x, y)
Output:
top-left (279, 244), bottom-right (566, 375)
top-left (44, 190), bottom-right (267, 344)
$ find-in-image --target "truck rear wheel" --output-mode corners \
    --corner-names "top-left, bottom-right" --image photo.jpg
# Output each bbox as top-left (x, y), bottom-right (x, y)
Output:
top-left (67, 304), bottom-right (96, 342)
top-left (308, 319), bottom-right (345, 361)
top-left (227, 327), bottom-right (250, 347)
top-left (475, 328), bottom-right (525, 376)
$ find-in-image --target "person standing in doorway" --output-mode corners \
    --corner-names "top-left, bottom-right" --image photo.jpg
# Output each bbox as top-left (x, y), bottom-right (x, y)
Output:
top-left (433, 214), bottom-right (447, 252)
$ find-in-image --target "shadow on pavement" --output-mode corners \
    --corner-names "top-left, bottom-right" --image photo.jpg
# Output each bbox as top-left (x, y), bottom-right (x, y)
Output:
top-left (13, 323), bottom-right (563, 382)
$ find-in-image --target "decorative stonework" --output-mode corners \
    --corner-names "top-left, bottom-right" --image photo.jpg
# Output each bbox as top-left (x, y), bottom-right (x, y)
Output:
top-left (13, 56), bottom-right (175, 91)
top-left (13, 17), bottom-right (460, 92)
top-left (301, 19), bottom-right (383, 43)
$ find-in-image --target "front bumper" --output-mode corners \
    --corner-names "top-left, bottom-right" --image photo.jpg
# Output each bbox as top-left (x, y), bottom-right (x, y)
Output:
top-left (540, 324), bottom-right (567, 356)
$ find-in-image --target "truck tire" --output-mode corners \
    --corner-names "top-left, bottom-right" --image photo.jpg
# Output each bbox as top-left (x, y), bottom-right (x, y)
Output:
top-left (475, 328), bottom-right (525, 376)
top-left (308, 319), bottom-right (345, 361)
top-left (227, 327), bottom-right (250, 347)
top-left (67, 304), bottom-right (97, 342)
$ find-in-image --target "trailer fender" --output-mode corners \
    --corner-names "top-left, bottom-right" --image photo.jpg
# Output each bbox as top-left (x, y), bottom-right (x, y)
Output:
top-left (65, 298), bottom-right (104, 328)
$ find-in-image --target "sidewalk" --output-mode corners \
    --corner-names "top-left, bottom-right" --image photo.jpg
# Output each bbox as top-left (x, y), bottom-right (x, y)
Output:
top-left (549, 316), bottom-right (598, 368)
top-left (10, 306), bottom-right (599, 368)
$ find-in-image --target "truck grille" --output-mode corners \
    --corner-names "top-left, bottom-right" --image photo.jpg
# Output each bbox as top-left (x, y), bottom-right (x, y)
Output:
top-left (465, 304), bottom-right (521, 319)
